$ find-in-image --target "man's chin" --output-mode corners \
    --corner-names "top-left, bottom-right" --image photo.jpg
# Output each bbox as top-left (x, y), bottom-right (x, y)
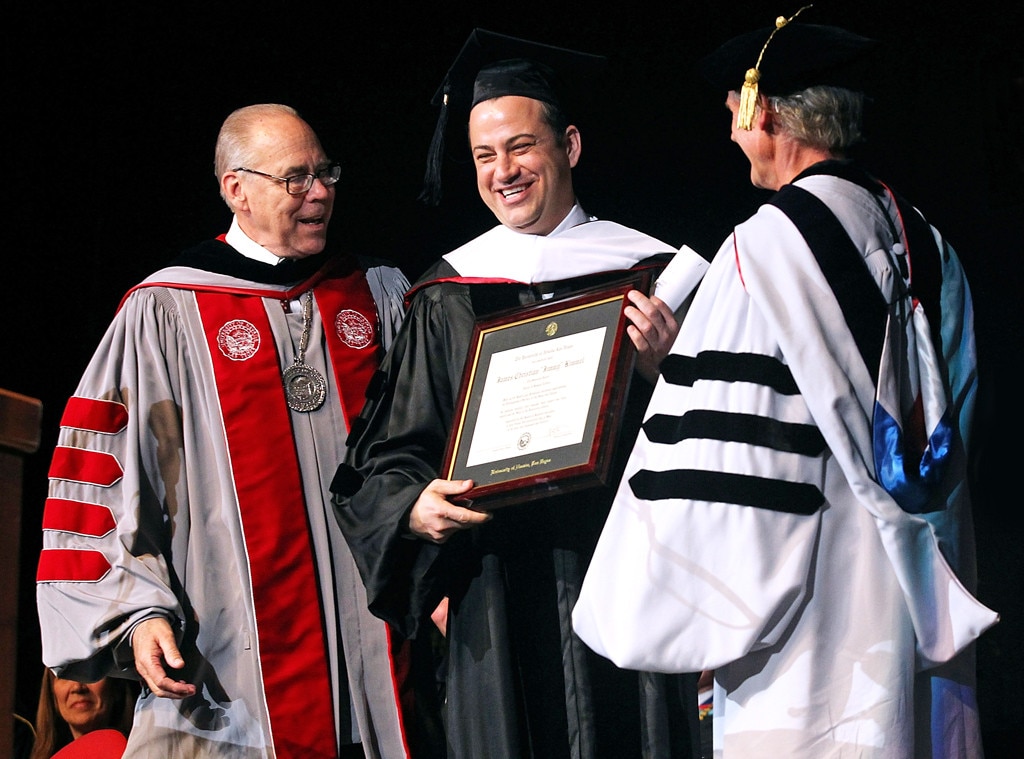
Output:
top-left (290, 238), bottom-right (329, 259)
top-left (500, 212), bottom-right (554, 236)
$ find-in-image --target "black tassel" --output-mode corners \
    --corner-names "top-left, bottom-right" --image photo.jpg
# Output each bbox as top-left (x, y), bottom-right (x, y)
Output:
top-left (418, 92), bottom-right (450, 206)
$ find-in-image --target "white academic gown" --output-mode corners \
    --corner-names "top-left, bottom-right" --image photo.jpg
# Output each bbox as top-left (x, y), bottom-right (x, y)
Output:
top-left (573, 171), bottom-right (998, 758)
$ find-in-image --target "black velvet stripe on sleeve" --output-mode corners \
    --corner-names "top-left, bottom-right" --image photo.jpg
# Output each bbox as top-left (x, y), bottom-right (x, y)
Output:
top-left (661, 351), bottom-right (800, 394)
top-left (629, 468), bottom-right (824, 515)
top-left (330, 463), bottom-right (365, 499)
top-left (643, 410), bottom-right (827, 455)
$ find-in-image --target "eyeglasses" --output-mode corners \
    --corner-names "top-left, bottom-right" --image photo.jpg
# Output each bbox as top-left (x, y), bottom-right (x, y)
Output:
top-left (233, 162), bottom-right (341, 195)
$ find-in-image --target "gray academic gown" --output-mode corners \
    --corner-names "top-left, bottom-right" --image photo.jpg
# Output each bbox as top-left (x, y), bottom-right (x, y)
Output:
top-left (38, 240), bottom-right (416, 758)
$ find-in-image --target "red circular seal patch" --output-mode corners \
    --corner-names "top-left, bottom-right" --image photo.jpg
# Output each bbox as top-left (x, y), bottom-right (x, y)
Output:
top-left (334, 309), bottom-right (373, 349)
top-left (216, 319), bottom-right (261, 361)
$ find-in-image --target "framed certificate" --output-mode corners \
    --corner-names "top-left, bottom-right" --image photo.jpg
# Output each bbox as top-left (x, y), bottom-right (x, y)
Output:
top-left (441, 272), bottom-right (651, 509)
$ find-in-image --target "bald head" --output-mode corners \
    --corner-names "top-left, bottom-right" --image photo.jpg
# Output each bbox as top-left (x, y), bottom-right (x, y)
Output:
top-left (215, 104), bottom-right (314, 203)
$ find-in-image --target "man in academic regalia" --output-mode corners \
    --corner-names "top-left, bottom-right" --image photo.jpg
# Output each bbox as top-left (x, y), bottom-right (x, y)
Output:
top-left (573, 10), bottom-right (999, 758)
top-left (332, 29), bottom-right (708, 759)
top-left (36, 104), bottom-right (422, 758)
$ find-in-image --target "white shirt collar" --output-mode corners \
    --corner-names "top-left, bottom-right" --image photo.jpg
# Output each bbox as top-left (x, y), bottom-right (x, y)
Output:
top-left (548, 203), bottom-right (591, 235)
top-left (225, 216), bottom-right (287, 266)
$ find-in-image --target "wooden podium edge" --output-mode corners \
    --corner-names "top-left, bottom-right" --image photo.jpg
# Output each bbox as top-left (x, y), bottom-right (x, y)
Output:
top-left (1, 386), bottom-right (44, 759)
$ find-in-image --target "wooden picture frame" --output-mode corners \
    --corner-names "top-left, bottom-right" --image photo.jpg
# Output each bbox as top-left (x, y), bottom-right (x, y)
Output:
top-left (441, 273), bottom-right (649, 508)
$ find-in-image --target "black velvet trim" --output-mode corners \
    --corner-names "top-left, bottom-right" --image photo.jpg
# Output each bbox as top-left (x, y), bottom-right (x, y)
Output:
top-left (892, 189), bottom-right (944, 346)
top-left (330, 463), bottom-right (365, 499)
top-left (791, 162), bottom-right (942, 341)
top-left (643, 409), bottom-right (827, 455)
top-left (169, 238), bottom-right (335, 286)
top-left (629, 469), bottom-right (823, 515)
top-left (363, 369), bottom-right (388, 401)
top-left (769, 185), bottom-right (887, 383)
top-left (345, 417), bottom-right (368, 448)
top-left (661, 351), bottom-right (799, 395)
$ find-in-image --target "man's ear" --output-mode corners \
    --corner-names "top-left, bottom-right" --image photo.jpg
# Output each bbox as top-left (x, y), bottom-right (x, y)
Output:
top-left (565, 125), bottom-right (582, 168)
top-left (757, 95), bottom-right (775, 133)
top-left (222, 172), bottom-right (248, 212)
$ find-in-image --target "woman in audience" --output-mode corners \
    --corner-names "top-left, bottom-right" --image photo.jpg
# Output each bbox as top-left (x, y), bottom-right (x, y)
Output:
top-left (29, 667), bottom-right (136, 759)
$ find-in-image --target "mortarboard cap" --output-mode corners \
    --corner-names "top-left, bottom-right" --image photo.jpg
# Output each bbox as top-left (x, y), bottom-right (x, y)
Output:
top-left (420, 28), bottom-right (607, 205)
top-left (700, 5), bottom-right (877, 129)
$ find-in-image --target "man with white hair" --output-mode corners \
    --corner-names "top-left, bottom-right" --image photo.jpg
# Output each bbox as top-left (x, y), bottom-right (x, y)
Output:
top-left (574, 11), bottom-right (999, 758)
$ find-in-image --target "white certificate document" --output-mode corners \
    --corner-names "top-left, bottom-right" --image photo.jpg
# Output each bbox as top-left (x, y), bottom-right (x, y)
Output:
top-left (466, 327), bottom-right (607, 467)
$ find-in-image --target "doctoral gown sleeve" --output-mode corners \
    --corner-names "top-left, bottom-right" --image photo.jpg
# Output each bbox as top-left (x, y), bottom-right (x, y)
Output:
top-left (735, 205), bottom-right (997, 667)
top-left (37, 289), bottom-right (191, 680)
top-left (333, 268), bottom-right (477, 639)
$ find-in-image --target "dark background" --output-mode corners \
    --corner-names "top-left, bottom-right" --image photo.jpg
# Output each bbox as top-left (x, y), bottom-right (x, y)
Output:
top-left (7, 1), bottom-right (1022, 754)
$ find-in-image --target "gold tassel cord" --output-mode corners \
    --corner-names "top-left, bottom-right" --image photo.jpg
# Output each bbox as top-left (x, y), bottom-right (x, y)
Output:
top-left (736, 4), bottom-right (814, 130)
top-left (737, 68), bottom-right (761, 130)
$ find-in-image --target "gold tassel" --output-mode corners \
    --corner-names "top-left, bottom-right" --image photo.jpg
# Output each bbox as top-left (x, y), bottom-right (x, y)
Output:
top-left (736, 5), bottom-right (814, 131)
top-left (737, 68), bottom-right (761, 130)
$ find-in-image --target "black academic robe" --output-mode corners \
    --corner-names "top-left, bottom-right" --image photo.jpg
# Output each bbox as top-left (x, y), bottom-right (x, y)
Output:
top-left (333, 258), bottom-right (697, 759)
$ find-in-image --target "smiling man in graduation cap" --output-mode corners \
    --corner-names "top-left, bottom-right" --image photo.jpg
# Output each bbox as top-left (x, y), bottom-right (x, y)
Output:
top-left (332, 28), bottom-right (708, 759)
top-left (573, 7), bottom-right (999, 758)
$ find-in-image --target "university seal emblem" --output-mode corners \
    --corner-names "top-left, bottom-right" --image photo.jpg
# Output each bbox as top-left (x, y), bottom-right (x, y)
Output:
top-left (216, 320), bottom-right (260, 361)
top-left (335, 309), bottom-right (373, 349)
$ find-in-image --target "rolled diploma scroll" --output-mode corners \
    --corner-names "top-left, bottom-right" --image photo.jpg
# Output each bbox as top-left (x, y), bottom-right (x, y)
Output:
top-left (652, 245), bottom-right (709, 312)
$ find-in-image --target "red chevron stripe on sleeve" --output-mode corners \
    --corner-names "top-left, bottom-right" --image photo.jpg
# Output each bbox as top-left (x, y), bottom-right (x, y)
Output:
top-left (60, 397), bottom-right (129, 434)
top-left (49, 447), bottom-right (124, 487)
top-left (36, 549), bottom-right (112, 583)
top-left (42, 498), bottom-right (117, 537)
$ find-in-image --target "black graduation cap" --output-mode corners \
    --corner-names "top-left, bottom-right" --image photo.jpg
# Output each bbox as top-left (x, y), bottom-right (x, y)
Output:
top-left (420, 28), bottom-right (607, 205)
top-left (699, 6), bottom-right (877, 129)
